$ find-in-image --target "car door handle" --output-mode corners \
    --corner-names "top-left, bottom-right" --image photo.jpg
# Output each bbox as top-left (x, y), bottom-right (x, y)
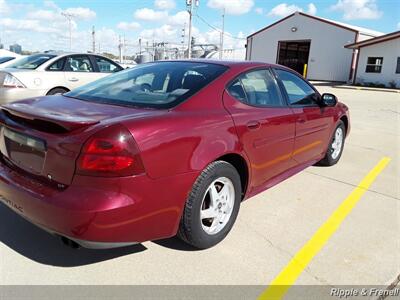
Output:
top-left (68, 77), bottom-right (79, 82)
top-left (247, 121), bottom-right (261, 130)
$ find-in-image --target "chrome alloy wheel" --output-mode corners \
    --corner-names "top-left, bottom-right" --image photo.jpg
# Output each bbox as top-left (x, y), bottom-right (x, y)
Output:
top-left (331, 127), bottom-right (344, 159)
top-left (200, 177), bottom-right (235, 235)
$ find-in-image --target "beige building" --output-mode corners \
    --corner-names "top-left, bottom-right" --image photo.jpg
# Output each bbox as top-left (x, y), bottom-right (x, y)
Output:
top-left (246, 12), bottom-right (383, 82)
top-left (346, 31), bottom-right (400, 88)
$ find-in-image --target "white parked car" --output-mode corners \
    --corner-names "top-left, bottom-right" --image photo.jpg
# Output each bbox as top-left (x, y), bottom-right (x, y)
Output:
top-left (0, 49), bottom-right (21, 69)
top-left (0, 52), bottom-right (123, 104)
top-left (0, 56), bottom-right (20, 68)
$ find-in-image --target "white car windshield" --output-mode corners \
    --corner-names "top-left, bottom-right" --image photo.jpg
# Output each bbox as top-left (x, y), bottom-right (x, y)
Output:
top-left (7, 54), bottom-right (56, 69)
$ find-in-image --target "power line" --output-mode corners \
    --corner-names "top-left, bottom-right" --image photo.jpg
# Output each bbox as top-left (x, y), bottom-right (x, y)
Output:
top-left (61, 12), bottom-right (76, 51)
top-left (195, 13), bottom-right (246, 41)
top-left (186, 0), bottom-right (199, 59)
top-left (219, 8), bottom-right (225, 59)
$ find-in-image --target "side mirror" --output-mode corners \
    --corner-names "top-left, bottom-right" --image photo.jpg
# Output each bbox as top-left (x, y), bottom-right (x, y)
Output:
top-left (320, 93), bottom-right (337, 107)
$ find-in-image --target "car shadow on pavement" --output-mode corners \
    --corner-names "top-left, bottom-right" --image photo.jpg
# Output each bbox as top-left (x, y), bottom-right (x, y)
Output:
top-left (0, 203), bottom-right (147, 267)
top-left (153, 237), bottom-right (199, 251)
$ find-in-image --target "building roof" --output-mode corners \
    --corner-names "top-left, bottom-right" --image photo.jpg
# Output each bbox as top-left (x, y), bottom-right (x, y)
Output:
top-left (345, 30), bottom-right (400, 49)
top-left (247, 12), bottom-right (384, 39)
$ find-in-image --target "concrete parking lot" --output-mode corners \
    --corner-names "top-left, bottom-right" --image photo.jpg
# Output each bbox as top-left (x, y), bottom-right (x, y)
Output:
top-left (0, 86), bottom-right (399, 298)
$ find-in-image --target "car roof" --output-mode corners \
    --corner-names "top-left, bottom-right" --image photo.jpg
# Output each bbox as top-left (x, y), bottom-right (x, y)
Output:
top-left (149, 59), bottom-right (281, 69)
top-left (34, 52), bottom-right (111, 59)
top-left (33, 52), bottom-right (123, 67)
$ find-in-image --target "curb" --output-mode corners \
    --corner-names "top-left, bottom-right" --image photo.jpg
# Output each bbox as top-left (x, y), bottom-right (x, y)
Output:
top-left (332, 85), bottom-right (400, 93)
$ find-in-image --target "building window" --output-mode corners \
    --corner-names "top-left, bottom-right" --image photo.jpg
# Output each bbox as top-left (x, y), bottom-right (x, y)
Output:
top-left (365, 57), bottom-right (383, 73)
top-left (396, 57), bottom-right (400, 74)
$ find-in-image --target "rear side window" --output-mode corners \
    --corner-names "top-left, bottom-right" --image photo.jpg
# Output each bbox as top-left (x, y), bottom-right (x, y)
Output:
top-left (65, 56), bottom-right (94, 72)
top-left (227, 80), bottom-right (247, 103)
top-left (275, 69), bottom-right (316, 106)
top-left (228, 69), bottom-right (283, 107)
top-left (64, 62), bottom-right (228, 109)
top-left (95, 57), bottom-right (122, 73)
top-left (47, 58), bottom-right (66, 71)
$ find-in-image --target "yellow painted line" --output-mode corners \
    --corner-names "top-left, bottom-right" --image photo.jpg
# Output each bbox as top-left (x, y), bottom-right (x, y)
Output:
top-left (258, 157), bottom-right (391, 300)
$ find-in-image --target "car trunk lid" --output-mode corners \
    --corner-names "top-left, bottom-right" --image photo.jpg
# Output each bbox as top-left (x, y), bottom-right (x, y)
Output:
top-left (0, 95), bottom-right (164, 186)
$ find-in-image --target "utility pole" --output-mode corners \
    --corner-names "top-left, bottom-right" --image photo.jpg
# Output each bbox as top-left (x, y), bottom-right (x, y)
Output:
top-left (186, 0), bottom-right (199, 59)
top-left (181, 22), bottom-right (186, 58)
top-left (118, 35), bottom-right (123, 63)
top-left (219, 8), bottom-right (225, 60)
top-left (123, 35), bottom-right (126, 63)
top-left (61, 12), bottom-right (75, 51)
top-left (92, 26), bottom-right (96, 53)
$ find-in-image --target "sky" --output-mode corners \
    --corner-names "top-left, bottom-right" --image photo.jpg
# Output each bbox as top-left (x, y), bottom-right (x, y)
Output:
top-left (0, 0), bottom-right (399, 55)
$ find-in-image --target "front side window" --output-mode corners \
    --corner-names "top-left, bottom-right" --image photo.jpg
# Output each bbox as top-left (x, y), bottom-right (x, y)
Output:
top-left (95, 57), bottom-right (122, 73)
top-left (64, 62), bottom-right (227, 109)
top-left (396, 57), bottom-right (400, 74)
top-left (228, 69), bottom-right (283, 107)
top-left (275, 69), bottom-right (317, 106)
top-left (6, 54), bottom-right (56, 69)
top-left (65, 56), bottom-right (94, 72)
top-left (365, 57), bottom-right (383, 73)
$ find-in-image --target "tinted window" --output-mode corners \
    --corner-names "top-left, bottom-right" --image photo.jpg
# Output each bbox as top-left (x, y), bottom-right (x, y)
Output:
top-left (396, 57), bottom-right (400, 74)
top-left (47, 58), bottom-right (66, 71)
top-left (227, 80), bottom-right (246, 102)
top-left (65, 62), bottom-right (227, 109)
top-left (228, 69), bottom-right (283, 107)
top-left (65, 55), bottom-right (93, 72)
top-left (7, 54), bottom-right (56, 69)
top-left (95, 57), bottom-right (122, 73)
top-left (275, 69), bottom-right (316, 106)
top-left (0, 57), bottom-right (15, 64)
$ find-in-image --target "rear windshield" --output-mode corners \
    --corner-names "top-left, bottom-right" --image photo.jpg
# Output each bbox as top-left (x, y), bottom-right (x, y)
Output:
top-left (0, 57), bottom-right (16, 64)
top-left (64, 61), bottom-right (228, 109)
top-left (7, 54), bottom-right (56, 69)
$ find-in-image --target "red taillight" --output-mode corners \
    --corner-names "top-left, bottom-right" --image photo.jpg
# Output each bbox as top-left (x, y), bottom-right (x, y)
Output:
top-left (76, 125), bottom-right (144, 177)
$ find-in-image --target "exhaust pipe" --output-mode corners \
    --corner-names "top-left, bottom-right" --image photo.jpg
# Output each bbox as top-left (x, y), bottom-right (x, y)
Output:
top-left (60, 236), bottom-right (81, 249)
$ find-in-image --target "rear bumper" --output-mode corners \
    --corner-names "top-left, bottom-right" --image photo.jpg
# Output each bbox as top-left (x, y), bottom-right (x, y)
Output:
top-left (0, 88), bottom-right (47, 104)
top-left (0, 160), bottom-right (198, 248)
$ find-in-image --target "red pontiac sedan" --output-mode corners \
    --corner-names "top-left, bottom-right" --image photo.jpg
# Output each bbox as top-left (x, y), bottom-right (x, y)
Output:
top-left (0, 60), bottom-right (350, 249)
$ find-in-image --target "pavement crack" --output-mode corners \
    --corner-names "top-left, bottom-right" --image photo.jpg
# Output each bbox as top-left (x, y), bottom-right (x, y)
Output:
top-left (303, 266), bottom-right (334, 286)
top-left (380, 109), bottom-right (400, 115)
top-left (346, 143), bottom-right (380, 152)
top-left (245, 222), bottom-right (294, 259)
top-left (376, 273), bottom-right (400, 300)
top-left (304, 171), bottom-right (399, 201)
top-left (245, 222), bottom-right (333, 286)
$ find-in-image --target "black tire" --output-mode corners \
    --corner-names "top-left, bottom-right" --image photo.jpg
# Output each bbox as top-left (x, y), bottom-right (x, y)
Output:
top-left (178, 161), bottom-right (242, 249)
top-left (318, 121), bottom-right (346, 166)
top-left (46, 88), bottom-right (69, 95)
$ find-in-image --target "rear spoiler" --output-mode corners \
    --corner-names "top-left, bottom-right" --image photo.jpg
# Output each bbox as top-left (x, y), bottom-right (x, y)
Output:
top-left (2, 103), bottom-right (99, 132)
